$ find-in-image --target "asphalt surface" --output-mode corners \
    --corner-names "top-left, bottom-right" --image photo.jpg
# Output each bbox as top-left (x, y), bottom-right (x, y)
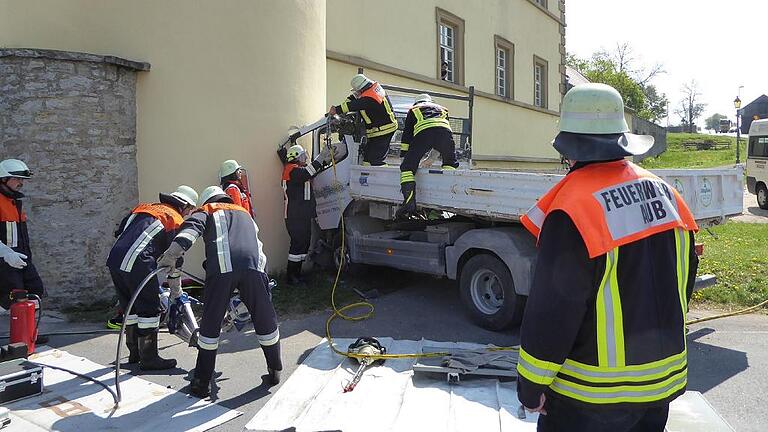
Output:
top-left (4, 274), bottom-right (767, 431)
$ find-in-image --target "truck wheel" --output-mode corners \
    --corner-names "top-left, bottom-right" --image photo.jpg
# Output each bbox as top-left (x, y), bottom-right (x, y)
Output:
top-left (332, 232), bottom-right (366, 275)
top-left (459, 254), bottom-right (525, 331)
top-left (757, 184), bottom-right (768, 210)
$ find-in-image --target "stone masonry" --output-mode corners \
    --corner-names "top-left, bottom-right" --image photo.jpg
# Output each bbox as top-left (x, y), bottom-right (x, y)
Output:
top-left (0, 48), bottom-right (150, 310)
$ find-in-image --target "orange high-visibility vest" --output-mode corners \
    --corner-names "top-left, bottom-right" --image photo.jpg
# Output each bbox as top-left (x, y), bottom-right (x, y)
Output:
top-left (521, 160), bottom-right (698, 258)
top-left (359, 82), bottom-right (386, 104)
top-left (200, 203), bottom-right (251, 215)
top-left (131, 203), bottom-right (184, 232)
top-left (0, 195), bottom-right (25, 222)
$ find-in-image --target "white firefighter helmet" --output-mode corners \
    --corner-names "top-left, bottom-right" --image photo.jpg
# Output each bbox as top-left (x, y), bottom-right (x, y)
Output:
top-left (350, 74), bottom-right (373, 92)
top-left (414, 93), bottom-right (432, 104)
top-left (170, 185), bottom-right (198, 207)
top-left (0, 159), bottom-right (32, 179)
top-left (286, 144), bottom-right (307, 162)
top-left (199, 186), bottom-right (228, 205)
top-left (219, 160), bottom-right (242, 179)
top-left (553, 83), bottom-right (654, 161)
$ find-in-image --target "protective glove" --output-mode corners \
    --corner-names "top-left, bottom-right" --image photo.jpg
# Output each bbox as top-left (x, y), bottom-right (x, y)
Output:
top-left (0, 242), bottom-right (27, 269)
top-left (157, 242), bottom-right (185, 273)
top-left (166, 274), bottom-right (183, 300)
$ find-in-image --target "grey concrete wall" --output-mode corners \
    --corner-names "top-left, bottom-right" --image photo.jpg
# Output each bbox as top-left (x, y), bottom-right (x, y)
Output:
top-left (631, 115), bottom-right (668, 162)
top-left (0, 48), bottom-right (148, 310)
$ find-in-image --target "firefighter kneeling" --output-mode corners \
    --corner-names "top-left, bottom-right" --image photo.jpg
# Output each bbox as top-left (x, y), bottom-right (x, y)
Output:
top-left (157, 186), bottom-right (282, 398)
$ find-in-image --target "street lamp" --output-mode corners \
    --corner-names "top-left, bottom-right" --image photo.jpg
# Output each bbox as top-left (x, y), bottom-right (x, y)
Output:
top-left (734, 96), bottom-right (742, 165)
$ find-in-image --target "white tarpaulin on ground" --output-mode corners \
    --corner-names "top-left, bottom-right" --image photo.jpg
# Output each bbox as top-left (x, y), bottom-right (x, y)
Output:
top-left (245, 338), bottom-right (539, 432)
top-left (4, 347), bottom-right (241, 432)
top-left (245, 338), bottom-right (734, 432)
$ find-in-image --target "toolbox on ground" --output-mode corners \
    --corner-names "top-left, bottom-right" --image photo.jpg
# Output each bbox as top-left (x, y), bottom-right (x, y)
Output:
top-left (0, 358), bottom-right (43, 404)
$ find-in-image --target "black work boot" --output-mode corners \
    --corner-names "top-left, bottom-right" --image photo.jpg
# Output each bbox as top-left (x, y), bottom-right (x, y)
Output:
top-left (190, 376), bottom-right (210, 398)
top-left (395, 182), bottom-right (417, 220)
top-left (126, 324), bottom-right (140, 364)
top-left (285, 261), bottom-right (303, 286)
top-left (138, 330), bottom-right (177, 370)
top-left (267, 368), bottom-right (282, 386)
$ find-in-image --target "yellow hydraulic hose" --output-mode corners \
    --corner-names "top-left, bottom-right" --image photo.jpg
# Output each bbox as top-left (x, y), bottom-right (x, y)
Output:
top-left (686, 299), bottom-right (768, 325)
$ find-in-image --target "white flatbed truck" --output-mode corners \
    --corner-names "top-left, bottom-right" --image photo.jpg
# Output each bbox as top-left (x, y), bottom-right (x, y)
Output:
top-left (294, 85), bottom-right (744, 331)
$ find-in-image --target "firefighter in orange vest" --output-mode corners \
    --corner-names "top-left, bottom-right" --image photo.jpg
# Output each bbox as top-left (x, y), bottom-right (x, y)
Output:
top-left (157, 186), bottom-right (282, 398)
top-left (517, 83), bottom-right (699, 431)
top-left (0, 160), bottom-right (46, 329)
top-left (219, 159), bottom-right (254, 217)
top-left (328, 74), bottom-right (398, 166)
top-left (277, 143), bottom-right (337, 285)
top-left (106, 185), bottom-right (198, 370)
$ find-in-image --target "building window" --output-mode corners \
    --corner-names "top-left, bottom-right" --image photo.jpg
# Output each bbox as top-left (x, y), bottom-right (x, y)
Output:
top-left (436, 8), bottom-right (465, 85)
top-left (535, 0), bottom-right (548, 8)
top-left (494, 36), bottom-right (514, 99)
top-left (533, 56), bottom-right (548, 109)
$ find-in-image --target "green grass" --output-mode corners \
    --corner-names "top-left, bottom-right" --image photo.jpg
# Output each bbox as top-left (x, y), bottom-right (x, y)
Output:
top-left (639, 133), bottom-right (746, 169)
top-left (693, 222), bottom-right (768, 308)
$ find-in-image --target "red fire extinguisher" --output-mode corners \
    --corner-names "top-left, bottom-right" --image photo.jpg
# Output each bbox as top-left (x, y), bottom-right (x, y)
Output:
top-left (10, 289), bottom-right (41, 355)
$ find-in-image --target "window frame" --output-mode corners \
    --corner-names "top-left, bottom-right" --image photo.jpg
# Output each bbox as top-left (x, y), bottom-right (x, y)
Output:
top-left (750, 136), bottom-right (768, 158)
top-left (494, 35), bottom-right (514, 99)
top-left (535, 0), bottom-right (548, 8)
top-left (436, 8), bottom-right (465, 86)
top-left (533, 55), bottom-right (549, 109)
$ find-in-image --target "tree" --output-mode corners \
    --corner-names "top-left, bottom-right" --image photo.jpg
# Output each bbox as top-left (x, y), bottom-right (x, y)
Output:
top-left (674, 80), bottom-right (707, 133)
top-left (567, 43), bottom-right (667, 123)
top-left (705, 113), bottom-right (728, 131)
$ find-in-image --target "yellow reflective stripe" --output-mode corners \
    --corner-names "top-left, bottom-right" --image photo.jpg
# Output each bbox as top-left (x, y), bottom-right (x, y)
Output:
top-left (340, 100), bottom-right (350, 114)
top-left (383, 97), bottom-right (397, 124)
top-left (441, 165), bottom-right (456, 170)
top-left (675, 228), bottom-right (689, 316)
top-left (400, 171), bottom-right (415, 183)
top-left (414, 118), bottom-right (451, 136)
top-left (366, 121), bottom-right (398, 138)
top-left (405, 191), bottom-right (414, 203)
top-left (517, 348), bottom-right (562, 386)
top-left (551, 368), bottom-right (687, 404)
top-left (595, 248), bottom-right (624, 368)
top-left (401, 143), bottom-right (410, 151)
top-left (560, 352), bottom-right (687, 383)
top-left (413, 107), bottom-right (425, 122)
top-left (359, 110), bottom-right (372, 124)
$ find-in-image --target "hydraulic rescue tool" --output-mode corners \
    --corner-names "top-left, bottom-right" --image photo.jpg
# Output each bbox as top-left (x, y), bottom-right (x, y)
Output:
top-left (343, 337), bottom-right (386, 393)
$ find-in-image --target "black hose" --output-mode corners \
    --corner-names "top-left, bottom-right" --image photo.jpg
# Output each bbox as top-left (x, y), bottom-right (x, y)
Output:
top-left (30, 294), bottom-right (42, 336)
top-left (29, 361), bottom-right (119, 408)
top-left (114, 268), bottom-right (163, 406)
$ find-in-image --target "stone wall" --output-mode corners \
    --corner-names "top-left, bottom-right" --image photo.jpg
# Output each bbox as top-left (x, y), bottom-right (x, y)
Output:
top-left (0, 48), bottom-right (149, 310)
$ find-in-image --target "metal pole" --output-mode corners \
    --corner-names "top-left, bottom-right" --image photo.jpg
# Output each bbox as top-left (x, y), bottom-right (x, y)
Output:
top-left (736, 110), bottom-right (741, 165)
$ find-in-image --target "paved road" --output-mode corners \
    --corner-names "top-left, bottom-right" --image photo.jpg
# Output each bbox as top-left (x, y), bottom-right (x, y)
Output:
top-left (732, 186), bottom-right (768, 223)
top-left (7, 274), bottom-right (765, 431)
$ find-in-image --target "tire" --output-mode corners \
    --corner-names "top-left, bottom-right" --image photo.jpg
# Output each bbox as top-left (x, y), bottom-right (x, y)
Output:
top-left (757, 184), bottom-right (768, 210)
top-left (459, 254), bottom-right (526, 331)
top-left (332, 231), bottom-right (366, 275)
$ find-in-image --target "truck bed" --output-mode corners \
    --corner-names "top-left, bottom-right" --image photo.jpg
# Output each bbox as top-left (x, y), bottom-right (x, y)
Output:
top-left (349, 165), bottom-right (744, 224)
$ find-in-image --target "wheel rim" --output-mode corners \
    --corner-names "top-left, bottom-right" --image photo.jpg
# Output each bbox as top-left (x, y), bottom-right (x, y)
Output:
top-left (333, 246), bottom-right (349, 270)
top-left (470, 269), bottom-right (504, 315)
top-left (759, 188), bottom-right (767, 207)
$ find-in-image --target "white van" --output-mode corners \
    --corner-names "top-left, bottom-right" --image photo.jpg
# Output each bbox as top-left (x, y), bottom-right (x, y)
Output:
top-left (747, 118), bottom-right (768, 209)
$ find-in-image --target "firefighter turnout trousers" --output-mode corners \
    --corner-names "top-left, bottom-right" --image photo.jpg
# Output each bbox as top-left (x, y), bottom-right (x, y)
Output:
top-left (285, 218), bottom-right (311, 263)
top-left (194, 269), bottom-right (281, 382)
top-left (400, 127), bottom-right (458, 175)
top-left (109, 267), bottom-right (163, 336)
top-left (363, 132), bottom-right (396, 166)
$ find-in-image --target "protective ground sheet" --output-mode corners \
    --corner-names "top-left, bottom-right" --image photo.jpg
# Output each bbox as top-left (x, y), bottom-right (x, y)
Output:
top-left (245, 338), bottom-right (539, 432)
top-left (3, 347), bottom-right (241, 432)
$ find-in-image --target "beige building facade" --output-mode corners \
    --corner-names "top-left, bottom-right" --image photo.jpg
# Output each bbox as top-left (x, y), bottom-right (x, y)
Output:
top-left (1, 1), bottom-right (564, 302)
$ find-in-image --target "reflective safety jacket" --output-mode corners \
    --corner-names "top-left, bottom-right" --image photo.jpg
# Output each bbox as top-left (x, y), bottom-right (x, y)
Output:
top-left (335, 82), bottom-right (398, 138)
top-left (107, 203), bottom-right (185, 273)
top-left (223, 182), bottom-right (253, 216)
top-left (0, 193), bottom-right (31, 258)
top-left (516, 160), bottom-right (699, 409)
top-left (400, 102), bottom-right (452, 153)
top-left (172, 202), bottom-right (267, 275)
top-left (281, 160), bottom-right (323, 220)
